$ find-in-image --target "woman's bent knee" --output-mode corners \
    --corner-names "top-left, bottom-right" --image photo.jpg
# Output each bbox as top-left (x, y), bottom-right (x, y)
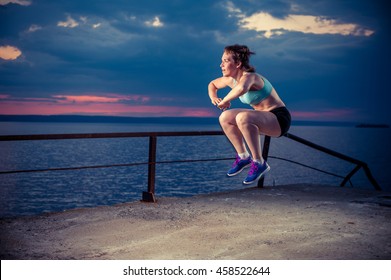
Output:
top-left (235, 112), bottom-right (250, 127)
top-left (219, 110), bottom-right (236, 125)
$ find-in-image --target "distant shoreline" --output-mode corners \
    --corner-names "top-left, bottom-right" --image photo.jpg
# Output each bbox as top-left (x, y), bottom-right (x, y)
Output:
top-left (355, 123), bottom-right (390, 128)
top-left (0, 114), bottom-right (363, 127)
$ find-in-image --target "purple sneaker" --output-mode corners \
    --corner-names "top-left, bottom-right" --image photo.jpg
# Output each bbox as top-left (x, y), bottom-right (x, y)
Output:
top-left (243, 161), bottom-right (270, 185)
top-left (227, 155), bottom-right (252, 177)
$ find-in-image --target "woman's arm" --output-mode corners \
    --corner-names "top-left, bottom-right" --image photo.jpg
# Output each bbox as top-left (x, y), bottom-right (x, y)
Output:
top-left (217, 73), bottom-right (256, 109)
top-left (208, 77), bottom-right (231, 106)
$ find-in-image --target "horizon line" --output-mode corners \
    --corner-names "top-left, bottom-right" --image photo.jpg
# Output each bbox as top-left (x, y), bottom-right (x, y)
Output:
top-left (0, 114), bottom-right (378, 127)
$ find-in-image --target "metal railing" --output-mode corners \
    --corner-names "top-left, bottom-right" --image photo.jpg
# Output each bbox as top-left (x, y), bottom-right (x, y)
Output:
top-left (0, 131), bottom-right (381, 203)
top-left (283, 133), bottom-right (381, 191)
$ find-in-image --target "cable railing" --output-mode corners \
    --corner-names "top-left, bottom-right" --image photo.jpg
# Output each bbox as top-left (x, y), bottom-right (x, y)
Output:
top-left (284, 133), bottom-right (381, 191)
top-left (0, 131), bottom-right (381, 203)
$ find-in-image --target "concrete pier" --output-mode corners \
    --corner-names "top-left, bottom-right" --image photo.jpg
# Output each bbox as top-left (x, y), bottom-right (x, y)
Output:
top-left (1, 184), bottom-right (390, 260)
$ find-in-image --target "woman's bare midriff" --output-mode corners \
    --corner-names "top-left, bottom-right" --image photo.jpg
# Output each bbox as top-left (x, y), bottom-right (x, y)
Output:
top-left (251, 89), bottom-right (286, 112)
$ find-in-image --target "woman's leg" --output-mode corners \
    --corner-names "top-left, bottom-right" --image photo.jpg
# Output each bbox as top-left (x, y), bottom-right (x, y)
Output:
top-left (219, 109), bottom-right (250, 155)
top-left (235, 110), bottom-right (281, 163)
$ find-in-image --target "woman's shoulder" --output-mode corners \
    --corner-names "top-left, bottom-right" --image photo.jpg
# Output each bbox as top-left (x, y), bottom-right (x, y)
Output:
top-left (243, 71), bottom-right (262, 78)
top-left (242, 72), bottom-right (264, 83)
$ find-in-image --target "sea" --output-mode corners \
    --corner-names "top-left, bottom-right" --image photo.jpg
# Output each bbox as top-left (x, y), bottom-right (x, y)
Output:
top-left (0, 119), bottom-right (390, 218)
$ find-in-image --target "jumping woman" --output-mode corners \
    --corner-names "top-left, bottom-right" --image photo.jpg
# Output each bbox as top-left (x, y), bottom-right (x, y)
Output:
top-left (208, 44), bottom-right (291, 184)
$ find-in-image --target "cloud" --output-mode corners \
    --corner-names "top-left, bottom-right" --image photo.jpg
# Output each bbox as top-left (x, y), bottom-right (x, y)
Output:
top-left (145, 16), bottom-right (164, 28)
top-left (223, 1), bottom-right (374, 38)
top-left (240, 12), bottom-right (375, 38)
top-left (27, 24), bottom-right (42, 33)
top-left (0, 0), bottom-right (31, 6)
top-left (0, 45), bottom-right (22, 60)
top-left (225, 1), bottom-right (243, 17)
top-left (57, 15), bottom-right (79, 28)
top-left (56, 14), bottom-right (102, 30)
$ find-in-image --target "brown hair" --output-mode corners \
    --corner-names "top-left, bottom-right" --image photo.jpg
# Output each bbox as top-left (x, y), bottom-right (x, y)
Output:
top-left (224, 44), bottom-right (256, 72)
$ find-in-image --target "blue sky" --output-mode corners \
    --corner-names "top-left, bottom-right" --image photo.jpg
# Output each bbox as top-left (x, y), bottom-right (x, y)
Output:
top-left (0, 0), bottom-right (390, 123)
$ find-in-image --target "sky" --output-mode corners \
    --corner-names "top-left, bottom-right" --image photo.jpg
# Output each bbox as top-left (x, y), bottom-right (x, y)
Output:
top-left (0, 0), bottom-right (390, 123)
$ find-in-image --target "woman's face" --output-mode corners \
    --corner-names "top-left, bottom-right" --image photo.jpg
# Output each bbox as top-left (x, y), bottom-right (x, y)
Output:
top-left (220, 51), bottom-right (240, 77)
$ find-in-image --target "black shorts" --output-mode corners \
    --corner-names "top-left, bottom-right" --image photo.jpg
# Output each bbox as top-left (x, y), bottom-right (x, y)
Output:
top-left (270, 107), bottom-right (291, 137)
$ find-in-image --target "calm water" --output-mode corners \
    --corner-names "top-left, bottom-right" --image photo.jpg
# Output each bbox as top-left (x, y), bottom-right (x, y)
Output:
top-left (0, 121), bottom-right (390, 218)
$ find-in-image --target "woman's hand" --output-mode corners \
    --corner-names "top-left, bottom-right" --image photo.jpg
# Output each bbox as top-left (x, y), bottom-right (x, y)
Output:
top-left (210, 97), bottom-right (222, 106)
top-left (217, 99), bottom-right (231, 111)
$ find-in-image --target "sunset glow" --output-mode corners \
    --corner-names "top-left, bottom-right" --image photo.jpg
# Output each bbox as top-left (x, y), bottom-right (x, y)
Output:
top-left (291, 109), bottom-right (356, 120)
top-left (0, 95), bottom-right (216, 117)
top-left (53, 94), bottom-right (151, 104)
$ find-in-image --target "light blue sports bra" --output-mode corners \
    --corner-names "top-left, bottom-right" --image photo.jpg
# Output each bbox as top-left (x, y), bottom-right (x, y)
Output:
top-left (235, 74), bottom-right (273, 106)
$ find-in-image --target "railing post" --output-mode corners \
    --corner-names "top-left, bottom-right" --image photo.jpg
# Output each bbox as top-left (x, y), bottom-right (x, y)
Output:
top-left (258, 135), bottom-right (271, 188)
top-left (362, 164), bottom-right (382, 191)
top-left (142, 136), bottom-right (157, 202)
